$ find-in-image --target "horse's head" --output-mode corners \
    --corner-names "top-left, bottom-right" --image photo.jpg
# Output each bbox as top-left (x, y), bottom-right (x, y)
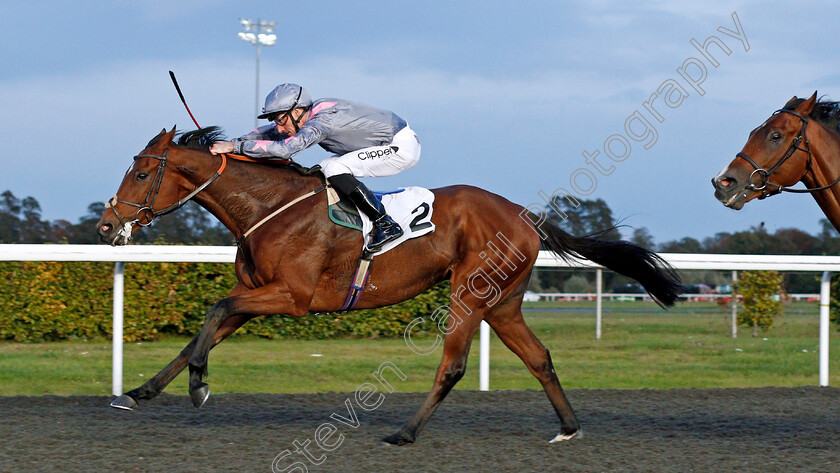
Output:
top-left (712, 92), bottom-right (818, 209)
top-left (96, 127), bottom-right (195, 245)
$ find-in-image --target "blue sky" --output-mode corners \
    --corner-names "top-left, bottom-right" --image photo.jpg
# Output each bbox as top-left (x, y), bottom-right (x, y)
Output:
top-left (2, 0), bottom-right (839, 244)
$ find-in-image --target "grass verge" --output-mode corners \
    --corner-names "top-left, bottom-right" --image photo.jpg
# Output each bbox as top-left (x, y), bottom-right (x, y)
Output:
top-left (1, 301), bottom-right (838, 396)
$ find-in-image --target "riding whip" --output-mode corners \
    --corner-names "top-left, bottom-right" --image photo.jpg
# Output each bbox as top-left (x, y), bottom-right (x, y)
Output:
top-left (169, 70), bottom-right (202, 129)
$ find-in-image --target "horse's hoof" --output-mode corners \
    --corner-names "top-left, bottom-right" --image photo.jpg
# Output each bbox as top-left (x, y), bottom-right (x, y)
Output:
top-left (379, 431), bottom-right (415, 446)
top-left (549, 428), bottom-right (583, 443)
top-left (110, 394), bottom-right (139, 411)
top-left (190, 383), bottom-right (210, 408)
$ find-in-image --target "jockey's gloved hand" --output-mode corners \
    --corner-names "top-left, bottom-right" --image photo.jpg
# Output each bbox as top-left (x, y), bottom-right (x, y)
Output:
top-left (210, 141), bottom-right (235, 155)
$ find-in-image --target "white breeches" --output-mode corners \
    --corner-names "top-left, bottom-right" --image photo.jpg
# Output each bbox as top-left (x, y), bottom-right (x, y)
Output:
top-left (320, 126), bottom-right (421, 178)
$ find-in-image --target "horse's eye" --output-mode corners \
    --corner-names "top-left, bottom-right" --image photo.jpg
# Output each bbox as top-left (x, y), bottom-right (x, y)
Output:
top-left (770, 132), bottom-right (782, 142)
top-left (136, 172), bottom-right (149, 181)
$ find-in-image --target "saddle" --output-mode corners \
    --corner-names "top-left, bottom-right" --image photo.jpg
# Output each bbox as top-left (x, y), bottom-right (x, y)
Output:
top-left (289, 163), bottom-right (410, 233)
top-left (328, 188), bottom-right (406, 232)
top-left (282, 162), bottom-right (436, 310)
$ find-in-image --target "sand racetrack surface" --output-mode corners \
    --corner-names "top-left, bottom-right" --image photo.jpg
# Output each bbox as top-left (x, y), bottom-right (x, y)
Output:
top-left (2, 387), bottom-right (839, 472)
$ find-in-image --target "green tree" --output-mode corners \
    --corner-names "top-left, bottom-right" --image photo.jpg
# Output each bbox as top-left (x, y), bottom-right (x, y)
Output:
top-left (537, 196), bottom-right (620, 291)
top-left (0, 189), bottom-right (233, 245)
top-left (49, 202), bottom-right (106, 244)
top-left (563, 274), bottom-right (592, 293)
top-left (20, 196), bottom-right (50, 243)
top-left (0, 190), bottom-right (22, 242)
top-left (735, 270), bottom-right (784, 337)
top-left (774, 228), bottom-right (820, 254)
top-left (818, 219), bottom-right (840, 255)
top-left (548, 196), bottom-right (621, 240)
top-left (658, 236), bottom-right (703, 253)
top-left (0, 191), bottom-right (52, 243)
top-left (631, 227), bottom-right (654, 249)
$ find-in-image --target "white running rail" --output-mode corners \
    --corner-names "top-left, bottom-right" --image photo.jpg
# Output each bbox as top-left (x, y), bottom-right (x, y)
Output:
top-left (1, 245), bottom-right (838, 394)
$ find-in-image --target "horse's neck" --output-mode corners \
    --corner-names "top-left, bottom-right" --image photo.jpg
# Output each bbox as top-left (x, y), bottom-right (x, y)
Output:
top-left (804, 126), bottom-right (840, 232)
top-left (181, 152), bottom-right (320, 239)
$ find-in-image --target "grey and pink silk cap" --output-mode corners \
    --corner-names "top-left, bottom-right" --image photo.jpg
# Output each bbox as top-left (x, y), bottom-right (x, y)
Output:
top-left (257, 83), bottom-right (313, 119)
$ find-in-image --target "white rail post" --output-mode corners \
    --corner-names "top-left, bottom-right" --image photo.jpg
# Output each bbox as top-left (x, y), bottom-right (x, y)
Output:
top-left (820, 271), bottom-right (830, 387)
top-left (112, 262), bottom-right (125, 396)
top-left (731, 270), bottom-right (738, 338)
top-left (596, 269), bottom-right (603, 339)
top-left (479, 321), bottom-right (490, 391)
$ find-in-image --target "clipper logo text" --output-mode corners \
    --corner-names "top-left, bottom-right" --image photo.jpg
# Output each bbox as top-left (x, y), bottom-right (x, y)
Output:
top-left (357, 147), bottom-right (398, 160)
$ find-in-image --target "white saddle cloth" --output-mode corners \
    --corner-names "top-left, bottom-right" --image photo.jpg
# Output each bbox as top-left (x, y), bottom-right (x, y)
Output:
top-left (360, 187), bottom-right (436, 255)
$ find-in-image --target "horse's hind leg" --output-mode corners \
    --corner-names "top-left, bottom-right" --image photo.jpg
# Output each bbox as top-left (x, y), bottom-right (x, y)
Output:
top-left (485, 302), bottom-right (581, 442)
top-left (110, 313), bottom-right (250, 410)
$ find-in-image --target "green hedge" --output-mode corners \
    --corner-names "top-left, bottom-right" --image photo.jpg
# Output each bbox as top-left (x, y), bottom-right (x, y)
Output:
top-left (734, 270), bottom-right (784, 337)
top-left (830, 273), bottom-right (840, 329)
top-left (0, 261), bottom-right (447, 342)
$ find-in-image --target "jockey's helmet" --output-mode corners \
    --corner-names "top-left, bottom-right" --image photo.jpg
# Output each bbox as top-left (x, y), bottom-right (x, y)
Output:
top-left (257, 83), bottom-right (313, 119)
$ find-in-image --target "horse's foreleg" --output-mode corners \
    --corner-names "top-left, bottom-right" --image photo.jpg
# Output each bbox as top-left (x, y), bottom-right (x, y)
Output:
top-left (485, 304), bottom-right (581, 442)
top-left (111, 314), bottom-right (250, 410)
top-left (187, 283), bottom-right (303, 408)
top-left (381, 316), bottom-right (482, 446)
top-left (111, 283), bottom-right (253, 410)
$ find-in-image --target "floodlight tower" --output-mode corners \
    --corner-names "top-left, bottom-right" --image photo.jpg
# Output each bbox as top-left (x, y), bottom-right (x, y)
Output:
top-left (238, 18), bottom-right (277, 128)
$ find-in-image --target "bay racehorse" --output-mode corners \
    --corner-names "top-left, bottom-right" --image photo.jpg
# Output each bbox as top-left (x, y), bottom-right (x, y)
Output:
top-left (713, 92), bottom-right (840, 230)
top-left (96, 126), bottom-right (681, 445)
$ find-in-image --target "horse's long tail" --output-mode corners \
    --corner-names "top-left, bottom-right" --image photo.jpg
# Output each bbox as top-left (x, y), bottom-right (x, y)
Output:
top-left (538, 219), bottom-right (682, 307)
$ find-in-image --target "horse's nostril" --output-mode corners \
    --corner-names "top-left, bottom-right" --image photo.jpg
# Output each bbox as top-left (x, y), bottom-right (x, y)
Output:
top-left (99, 223), bottom-right (113, 235)
top-left (714, 176), bottom-right (736, 189)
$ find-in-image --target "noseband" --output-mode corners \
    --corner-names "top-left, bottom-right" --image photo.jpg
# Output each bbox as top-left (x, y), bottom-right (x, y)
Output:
top-left (735, 109), bottom-right (840, 199)
top-left (106, 150), bottom-right (227, 234)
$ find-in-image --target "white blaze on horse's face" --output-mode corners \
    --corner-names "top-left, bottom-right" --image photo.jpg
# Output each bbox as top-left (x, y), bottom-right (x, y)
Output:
top-left (714, 165), bottom-right (729, 183)
top-left (713, 165), bottom-right (751, 209)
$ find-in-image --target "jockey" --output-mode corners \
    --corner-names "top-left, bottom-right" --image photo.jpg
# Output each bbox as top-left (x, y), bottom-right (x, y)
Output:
top-left (211, 83), bottom-right (420, 252)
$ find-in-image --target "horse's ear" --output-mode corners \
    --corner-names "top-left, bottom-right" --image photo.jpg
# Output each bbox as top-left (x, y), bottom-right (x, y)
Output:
top-left (784, 96), bottom-right (799, 108)
top-left (151, 128), bottom-right (167, 140)
top-left (158, 126), bottom-right (177, 147)
top-left (795, 91), bottom-right (818, 116)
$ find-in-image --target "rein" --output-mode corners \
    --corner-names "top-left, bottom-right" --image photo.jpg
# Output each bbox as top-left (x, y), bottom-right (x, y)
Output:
top-left (106, 151), bottom-right (227, 230)
top-left (735, 109), bottom-right (840, 199)
top-left (107, 149), bottom-right (325, 242)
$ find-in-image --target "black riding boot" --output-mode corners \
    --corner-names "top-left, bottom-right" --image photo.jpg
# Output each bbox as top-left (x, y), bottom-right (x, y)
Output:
top-left (328, 174), bottom-right (404, 252)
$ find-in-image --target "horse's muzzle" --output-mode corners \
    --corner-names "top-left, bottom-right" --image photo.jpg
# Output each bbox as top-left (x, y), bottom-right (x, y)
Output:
top-left (712, 174), bottom-right (747, 210)
top-left (96, 218), bottom-right (131, 246)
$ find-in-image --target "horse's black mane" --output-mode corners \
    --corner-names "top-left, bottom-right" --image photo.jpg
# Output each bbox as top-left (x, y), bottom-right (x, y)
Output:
top-left (145, 126), bottom-right (228, 150)
top-left (145, 126), bottom-right (318, 175)
top-left (783, 97), bottom-right (840, 136)
top-left (176, 126), bottom-right (228, 150)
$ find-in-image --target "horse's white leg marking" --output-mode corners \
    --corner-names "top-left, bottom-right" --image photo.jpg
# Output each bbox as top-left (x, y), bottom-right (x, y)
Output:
top-left (549, 428), bottom-right (583, 443)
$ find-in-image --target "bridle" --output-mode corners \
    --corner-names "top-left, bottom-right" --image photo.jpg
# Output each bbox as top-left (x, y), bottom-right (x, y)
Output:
top-left (104, 147), bottom-right (325, 244)
top-left (106, 150), bottom-right (227, 239)
top-left (735, 109), bottom-right (840, 199)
